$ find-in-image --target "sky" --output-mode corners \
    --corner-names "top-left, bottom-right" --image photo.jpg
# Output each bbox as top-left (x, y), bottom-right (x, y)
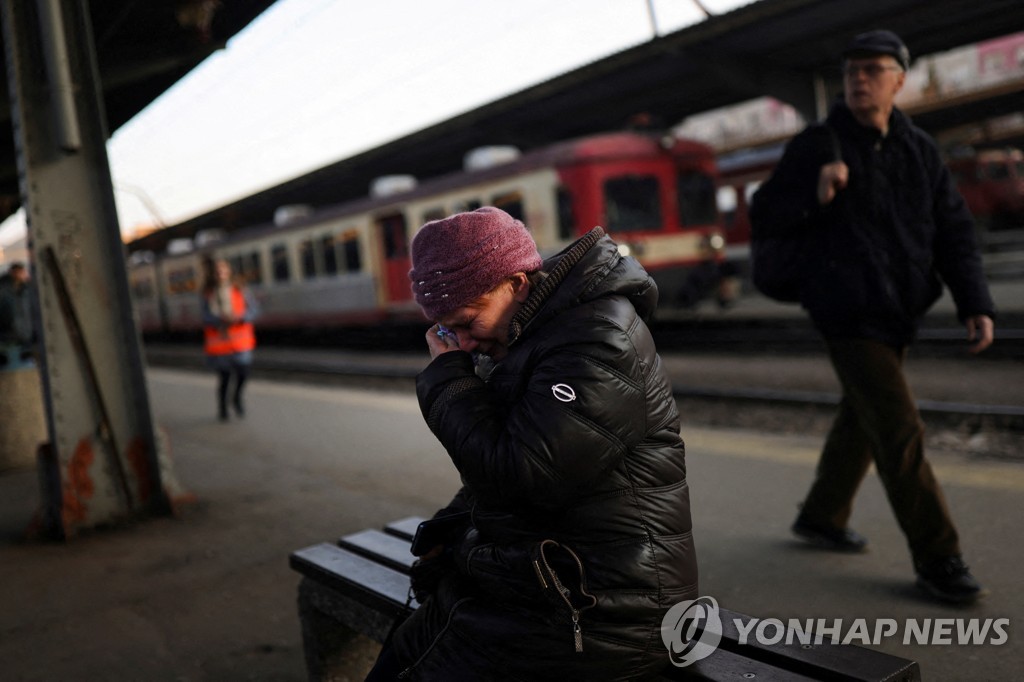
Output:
top-left (0, 0), bottom-right (753, 247)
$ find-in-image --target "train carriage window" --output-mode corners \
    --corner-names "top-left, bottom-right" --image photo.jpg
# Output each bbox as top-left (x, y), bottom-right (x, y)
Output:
top-left (168, 266), bottom-right (196, 294)
top-left (677, 171), bottom-right (718, 226)
top-left (983, 163), bottom-right (1010, 181)
top-left (492, 192), bottom-right (524, 222)
top-left (453, 198), bottom-right (481, 213)
top-left (556, 187), bottom-right (575, 240)
top-left (246, 252), bottom-right (263, 285)
top-left (271, 243), bottom-right (290, 283)
top-left (300, 238), bottom-right (318, 280)
top-left (132, 279), bottom-right (154, 300)
top-left (343, 233), bottom-right (362, 272)
top-left (604, 175), bottom-right (661, 233)
top-left (322, 234), bottom-right (339, 276)
top-left (422, 207), bottom-right (446, 223)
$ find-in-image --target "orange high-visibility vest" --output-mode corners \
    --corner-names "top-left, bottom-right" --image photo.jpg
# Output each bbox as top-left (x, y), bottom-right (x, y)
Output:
top-left (204, 287), bottom-right (256, 356)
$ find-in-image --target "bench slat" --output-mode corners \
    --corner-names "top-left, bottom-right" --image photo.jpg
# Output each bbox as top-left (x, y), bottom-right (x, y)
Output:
top-left (659, 645), bottom-right (820, 681)
top-left (338, 529), bottom-right (416, 573)
top-left (290, 542), bottom-right (413, 611)
top-left (384, 516), bottom-right (424, 541)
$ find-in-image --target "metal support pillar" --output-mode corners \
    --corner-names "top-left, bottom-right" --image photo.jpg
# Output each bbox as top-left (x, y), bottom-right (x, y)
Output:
top-left (2, 0), bottom-right (173, 538)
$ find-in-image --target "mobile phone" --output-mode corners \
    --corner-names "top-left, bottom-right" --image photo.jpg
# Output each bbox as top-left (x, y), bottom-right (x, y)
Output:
top-left (410, 511), bottom-right (471, 556)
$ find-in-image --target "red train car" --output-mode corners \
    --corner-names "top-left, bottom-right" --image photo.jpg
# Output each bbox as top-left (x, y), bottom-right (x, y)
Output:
top-left (947, 148), bottom-right (1024, 232)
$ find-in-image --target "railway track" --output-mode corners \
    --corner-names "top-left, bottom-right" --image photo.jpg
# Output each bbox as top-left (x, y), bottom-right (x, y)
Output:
top-left (144, 341), bottom-right (1024, 439)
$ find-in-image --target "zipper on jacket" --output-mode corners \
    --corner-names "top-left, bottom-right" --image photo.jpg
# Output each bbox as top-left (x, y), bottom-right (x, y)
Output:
top-left (534, 540), bottom-right (596, 654)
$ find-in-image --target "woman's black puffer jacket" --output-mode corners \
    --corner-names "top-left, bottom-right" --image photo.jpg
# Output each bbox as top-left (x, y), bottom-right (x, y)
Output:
top-left (393, 228), bottom-right (698, 681)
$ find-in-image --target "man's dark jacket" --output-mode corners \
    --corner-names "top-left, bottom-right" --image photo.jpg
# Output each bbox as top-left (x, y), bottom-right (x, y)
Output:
top-left (393, 229), bottom-right (698, 681)
top-left (750, 100), bottom-right (995, 347)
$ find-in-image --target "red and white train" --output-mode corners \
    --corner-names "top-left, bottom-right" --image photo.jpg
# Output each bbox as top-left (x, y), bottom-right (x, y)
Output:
top-left (127, 131), bottom-right (727, 336)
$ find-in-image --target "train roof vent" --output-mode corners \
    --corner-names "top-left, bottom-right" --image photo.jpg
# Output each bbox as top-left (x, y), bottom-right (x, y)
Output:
top-left (195, 228), bottom-right (225, 247)
top-left (128, 250), bottom-right (155, 265)
top-left (274, 204), bottom-right (314, 227)
top-left (464, 146), bottom-right (520, 171)
top-left (370, 175), bottom-right (418, 198)
top-left (166, 238), bottom-right (194, 255)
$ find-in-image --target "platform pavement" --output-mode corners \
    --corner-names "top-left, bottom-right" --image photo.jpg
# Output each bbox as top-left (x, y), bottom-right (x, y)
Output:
top-left (1, 365), bottom-right (1022, 681)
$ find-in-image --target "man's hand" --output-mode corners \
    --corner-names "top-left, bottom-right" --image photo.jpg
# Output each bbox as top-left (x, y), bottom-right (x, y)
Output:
top-left (966, 314), bottom-right (994, 354)
top-left (818, 161), bottom-right (849, 205)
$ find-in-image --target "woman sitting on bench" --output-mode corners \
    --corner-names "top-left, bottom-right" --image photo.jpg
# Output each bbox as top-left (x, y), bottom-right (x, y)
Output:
top-left (365, 207), bottom-right (699, 681)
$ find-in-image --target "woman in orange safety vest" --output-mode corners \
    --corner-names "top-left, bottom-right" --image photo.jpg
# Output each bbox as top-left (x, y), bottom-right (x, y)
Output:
top-left (201, 258), bottom-right (258, 421)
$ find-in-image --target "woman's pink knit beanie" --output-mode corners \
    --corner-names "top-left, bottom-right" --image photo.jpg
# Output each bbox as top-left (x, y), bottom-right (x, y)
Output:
top-left (409, 207), bottom-right (543, 320)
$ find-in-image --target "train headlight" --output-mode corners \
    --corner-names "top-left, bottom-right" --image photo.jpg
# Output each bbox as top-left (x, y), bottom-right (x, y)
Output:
top-left (617, 243), bottom-right (632, 258)
top-left (708, 234), bottom-right (725, 251)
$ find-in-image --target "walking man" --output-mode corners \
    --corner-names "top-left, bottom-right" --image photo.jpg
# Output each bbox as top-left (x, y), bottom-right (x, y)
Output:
top-left (750, 30), bottom-right (995, 603)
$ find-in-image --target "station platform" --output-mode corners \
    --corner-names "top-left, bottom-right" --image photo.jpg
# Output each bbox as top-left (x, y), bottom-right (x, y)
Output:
top-left (1, 275), bottom-right (1022, 681)
top-left (1, 357), bottom-right (1022, 680)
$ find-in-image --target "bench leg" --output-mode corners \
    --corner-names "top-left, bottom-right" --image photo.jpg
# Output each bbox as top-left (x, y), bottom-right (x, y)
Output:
top-left (298, 578), bottom-right (389, 681)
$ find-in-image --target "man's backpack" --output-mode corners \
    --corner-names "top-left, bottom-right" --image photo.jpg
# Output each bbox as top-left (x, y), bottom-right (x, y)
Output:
top-left (750, 223), bottom-right (807, 303)
top-left (750, 124), bottom-right (841, 303)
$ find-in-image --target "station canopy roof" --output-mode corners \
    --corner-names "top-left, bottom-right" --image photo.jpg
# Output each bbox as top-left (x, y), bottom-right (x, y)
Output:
top-left (4, 0), bottom-right (1021, 253)
top-left (0, 0), bottom-right (281, 224)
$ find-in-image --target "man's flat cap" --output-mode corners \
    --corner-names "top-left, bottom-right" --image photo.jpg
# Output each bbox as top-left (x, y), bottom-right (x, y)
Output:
top-left (842, 30), bottom-right (910, 70)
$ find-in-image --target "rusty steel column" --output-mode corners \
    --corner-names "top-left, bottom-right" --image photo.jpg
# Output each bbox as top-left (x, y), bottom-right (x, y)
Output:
top-left (1, 0), bottom-right (173, 538)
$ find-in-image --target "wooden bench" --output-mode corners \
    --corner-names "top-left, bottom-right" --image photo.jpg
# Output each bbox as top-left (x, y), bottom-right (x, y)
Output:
top-left (290, 518), bottom-right (921, 681)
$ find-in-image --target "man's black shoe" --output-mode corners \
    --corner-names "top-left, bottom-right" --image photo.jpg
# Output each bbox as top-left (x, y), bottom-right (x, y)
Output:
top-left (915, 556), bottom-right (987, 604)
top-left (792, 514), bottom-right (868, 553)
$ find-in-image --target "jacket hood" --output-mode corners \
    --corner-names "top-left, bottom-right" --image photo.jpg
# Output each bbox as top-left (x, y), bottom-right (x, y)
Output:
top-left (508, 227), bottom-right (658, 344)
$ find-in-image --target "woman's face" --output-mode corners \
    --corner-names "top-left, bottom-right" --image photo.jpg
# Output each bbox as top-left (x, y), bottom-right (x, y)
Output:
top-left (435, 274), bottom-right (530, 362)
top-left (215, 260), bottom-right (232, 282)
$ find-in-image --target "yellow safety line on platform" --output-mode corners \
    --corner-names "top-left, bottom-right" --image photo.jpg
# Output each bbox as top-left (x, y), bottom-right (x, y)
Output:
top-left (683, 427), bottom-right (1024, 493)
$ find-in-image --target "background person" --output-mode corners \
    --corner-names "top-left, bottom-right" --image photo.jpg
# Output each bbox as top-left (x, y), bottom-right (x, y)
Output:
top-left (201, 258), bottom-right (257, 422)
top-left (750, 30), bottom-right (995, 604)
top-left (0, 262), bottom-right (35, 366)
top-left (365, 207), bottom-right (698, 680)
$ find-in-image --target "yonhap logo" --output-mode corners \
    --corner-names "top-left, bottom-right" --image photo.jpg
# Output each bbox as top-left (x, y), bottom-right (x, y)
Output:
top-left (661, 596), bottom-right (723, 667)
top-left (660, 598), bottom-right (1010, 667)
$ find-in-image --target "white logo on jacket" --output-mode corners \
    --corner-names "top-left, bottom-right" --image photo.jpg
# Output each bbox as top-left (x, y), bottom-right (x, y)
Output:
top-left (551, 383), bottom-right (576, 402)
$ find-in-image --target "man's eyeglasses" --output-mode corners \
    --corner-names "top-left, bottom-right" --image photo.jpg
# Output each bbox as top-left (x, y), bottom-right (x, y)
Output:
top-left (843, 63), bottom-right (902, 79)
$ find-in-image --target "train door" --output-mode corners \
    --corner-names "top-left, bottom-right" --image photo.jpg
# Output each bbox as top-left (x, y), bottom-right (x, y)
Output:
top-left (376, 211), bottom-right (412, 304)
